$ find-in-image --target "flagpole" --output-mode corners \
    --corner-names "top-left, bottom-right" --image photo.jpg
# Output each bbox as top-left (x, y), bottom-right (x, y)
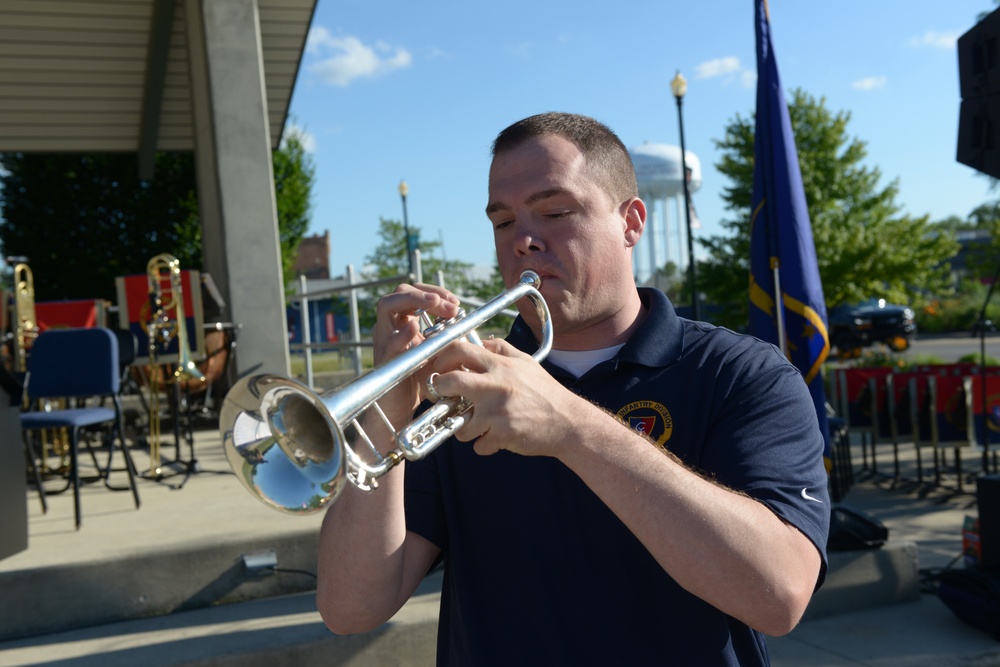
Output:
top-left (771, 260), bottom-right (787, 356)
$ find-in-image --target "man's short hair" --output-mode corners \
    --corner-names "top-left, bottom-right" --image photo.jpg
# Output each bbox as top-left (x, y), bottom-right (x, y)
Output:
top-left (491, 112), bottom-right (639, 204)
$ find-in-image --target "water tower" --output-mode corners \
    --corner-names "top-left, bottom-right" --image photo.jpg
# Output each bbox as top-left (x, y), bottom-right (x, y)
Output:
top-left (629, 142), bottom-right (702, 287)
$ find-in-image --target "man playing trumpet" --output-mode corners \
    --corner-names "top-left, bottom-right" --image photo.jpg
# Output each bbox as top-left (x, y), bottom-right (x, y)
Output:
top-left (317, 112), bottom-right (829, 666)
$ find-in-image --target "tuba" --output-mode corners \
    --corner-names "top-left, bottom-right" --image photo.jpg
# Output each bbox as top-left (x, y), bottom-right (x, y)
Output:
top-left (145, 253), bottom-right (205, 475)
top-left (12, 262), bottom-right (39, 373)
top-left (220, 270), bottom-right (552, 514)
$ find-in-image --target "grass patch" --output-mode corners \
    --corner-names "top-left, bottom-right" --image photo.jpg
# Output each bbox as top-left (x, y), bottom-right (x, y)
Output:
top-left (290, 348), bottom-right (374, 375)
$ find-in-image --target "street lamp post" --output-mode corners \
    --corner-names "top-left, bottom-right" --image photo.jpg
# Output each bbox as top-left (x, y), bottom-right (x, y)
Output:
top-left (398, 179), bottom-right (415, 278)
top-left (671, 71), bottom-right (700, 321)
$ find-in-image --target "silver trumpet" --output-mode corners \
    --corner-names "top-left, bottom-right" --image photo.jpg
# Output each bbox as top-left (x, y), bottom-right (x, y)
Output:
top-left (220, 270), bottom-right (552, 514)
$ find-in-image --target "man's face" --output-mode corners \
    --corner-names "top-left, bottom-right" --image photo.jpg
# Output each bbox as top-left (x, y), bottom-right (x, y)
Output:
top-left (486, 134), bottom-right (638, 340)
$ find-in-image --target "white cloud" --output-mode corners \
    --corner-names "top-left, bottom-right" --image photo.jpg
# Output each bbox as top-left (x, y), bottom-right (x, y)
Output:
top-left (908, 29), bottom-right (962, 50)
top-left (694, 56), bottom-right (742, 79)
top-left (852, 76), bottom-right (887, 91)
top-left (305, 27), bottom-right (412, 86)
top-left (691, 56), bottom-right (755, 89)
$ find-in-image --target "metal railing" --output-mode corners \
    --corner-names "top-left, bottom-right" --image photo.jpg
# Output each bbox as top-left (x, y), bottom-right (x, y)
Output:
top-left (287, 254), bottom-right (518, 390)
top-left (285, 251), bottom-right (424, 390)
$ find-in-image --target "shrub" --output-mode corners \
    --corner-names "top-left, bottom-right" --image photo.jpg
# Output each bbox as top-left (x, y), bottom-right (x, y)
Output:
top-left (915, 280), bottom-right (1000, 334)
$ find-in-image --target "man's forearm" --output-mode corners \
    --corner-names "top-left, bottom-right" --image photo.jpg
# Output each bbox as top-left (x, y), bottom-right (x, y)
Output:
top-left (556, 400), bottom-right (821, 635)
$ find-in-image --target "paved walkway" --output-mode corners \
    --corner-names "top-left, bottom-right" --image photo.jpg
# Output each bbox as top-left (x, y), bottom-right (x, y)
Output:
top-left (2, 417), bottom-right (1000, 665)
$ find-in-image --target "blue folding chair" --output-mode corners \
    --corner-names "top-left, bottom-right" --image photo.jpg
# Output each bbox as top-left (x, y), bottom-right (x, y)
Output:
top-left (21, 327), bottom-right (141, 529)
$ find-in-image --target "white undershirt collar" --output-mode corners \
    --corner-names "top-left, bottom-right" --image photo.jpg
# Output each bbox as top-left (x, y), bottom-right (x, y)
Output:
top-left (546, 344), bottom-right (625, 378)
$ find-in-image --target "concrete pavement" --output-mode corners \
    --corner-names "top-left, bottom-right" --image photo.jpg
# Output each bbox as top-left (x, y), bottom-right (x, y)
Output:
top-left (2, 414), bottom-right (1000, 665)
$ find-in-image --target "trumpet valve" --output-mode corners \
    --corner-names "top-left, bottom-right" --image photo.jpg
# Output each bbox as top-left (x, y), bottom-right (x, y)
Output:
top-left (421, 308), bottom-right (467, 339)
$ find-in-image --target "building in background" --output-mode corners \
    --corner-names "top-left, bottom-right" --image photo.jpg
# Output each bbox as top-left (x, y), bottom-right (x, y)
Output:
top-left (292, 231), bottom-right (331, 280)
top-left (288, 231), bottom-right (347, 349)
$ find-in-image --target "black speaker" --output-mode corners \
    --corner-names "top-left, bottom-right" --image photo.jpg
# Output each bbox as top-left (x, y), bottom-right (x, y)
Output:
top-left (957, 7), bottom-right (1000, 179)
top-left (978, 475), bottom-right (1000, 570)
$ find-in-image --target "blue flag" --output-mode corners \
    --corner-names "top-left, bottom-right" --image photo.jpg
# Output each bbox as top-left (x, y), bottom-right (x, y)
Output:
top-left (749, 0), bottom-right (832, 466)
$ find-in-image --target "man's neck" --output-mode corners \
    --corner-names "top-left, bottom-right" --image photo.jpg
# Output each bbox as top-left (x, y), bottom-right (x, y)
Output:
top-left (552, 291), bottom-right (647, 352)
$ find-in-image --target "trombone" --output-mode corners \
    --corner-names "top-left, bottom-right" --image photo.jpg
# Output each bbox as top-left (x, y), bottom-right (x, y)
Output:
top-left (220, 270), bottom-right (552, 514)
top-left (145, 253), bottom-right (206, 476)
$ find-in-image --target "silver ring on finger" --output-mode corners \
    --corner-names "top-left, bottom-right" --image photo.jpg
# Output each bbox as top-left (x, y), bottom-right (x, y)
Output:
top-left (426, 372), bottom-right (445, 402)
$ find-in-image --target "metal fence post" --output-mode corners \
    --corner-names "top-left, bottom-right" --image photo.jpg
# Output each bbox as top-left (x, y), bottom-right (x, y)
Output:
top-left (347, 264), bottom-right (363, 376)
top-left (299, 275), bottom-right (314, 389)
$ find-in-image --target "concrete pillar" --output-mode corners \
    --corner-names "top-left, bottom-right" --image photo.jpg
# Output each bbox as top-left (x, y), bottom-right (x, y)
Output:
top-left (185, 0), bottom-right (290, 378)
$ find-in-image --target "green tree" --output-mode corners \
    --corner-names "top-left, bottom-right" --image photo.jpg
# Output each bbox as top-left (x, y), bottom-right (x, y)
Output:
top-left (927, 214), bottom-right (969, 237)
top-left (362, 219), bottom-right (513, 330)
top-left (274, 129), bottom-right (315, 288)
top-left (699, 89), bottom-right (959, 330)
top-left (964, 202), bottom-right (999, 229)
top-left (0, 136), bottom-right (315, 302)
top-left (364, 217), bottom-right (479, 293)
top-left (463, 262), bottom-right (507, 302)
top-left (928, 202), bottom-right (1000, 282)
top-left (961, 202), bottom-right (1000, 281)
top-left (0, 152), bottom-right (199, 302)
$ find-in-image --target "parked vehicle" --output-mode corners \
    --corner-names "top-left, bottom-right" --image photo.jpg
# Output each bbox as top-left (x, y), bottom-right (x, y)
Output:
top-left (828, 298), bottom-right (916, 355)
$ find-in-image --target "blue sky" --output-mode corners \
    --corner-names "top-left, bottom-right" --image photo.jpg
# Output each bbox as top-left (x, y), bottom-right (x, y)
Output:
top-left (286, 0), bottom-right (995, 279)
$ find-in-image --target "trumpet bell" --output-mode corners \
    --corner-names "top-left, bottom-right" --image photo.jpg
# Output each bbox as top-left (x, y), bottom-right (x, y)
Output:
top-left (221, 374), bottom-right (348, 513)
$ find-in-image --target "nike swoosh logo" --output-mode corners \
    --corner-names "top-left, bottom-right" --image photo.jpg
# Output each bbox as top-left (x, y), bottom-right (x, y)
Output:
top-left (801, 488), bottom-right (823, 503)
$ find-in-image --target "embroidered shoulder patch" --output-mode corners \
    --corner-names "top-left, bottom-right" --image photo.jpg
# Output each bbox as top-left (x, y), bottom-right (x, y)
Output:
top-left (616, 400), bottom-right (673, 446)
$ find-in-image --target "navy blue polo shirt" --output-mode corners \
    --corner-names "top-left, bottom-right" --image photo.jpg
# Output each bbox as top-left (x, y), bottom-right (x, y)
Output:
top-left (404, 288), bottom-right (830, 666)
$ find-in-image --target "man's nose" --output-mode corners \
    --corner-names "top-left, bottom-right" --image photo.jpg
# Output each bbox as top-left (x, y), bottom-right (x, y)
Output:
top-left (513, 221), bottom-right (544, 255)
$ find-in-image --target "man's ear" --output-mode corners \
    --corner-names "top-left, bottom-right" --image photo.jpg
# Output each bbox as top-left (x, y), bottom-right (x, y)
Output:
top-left (621, 197), bottom-right (646, 248)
